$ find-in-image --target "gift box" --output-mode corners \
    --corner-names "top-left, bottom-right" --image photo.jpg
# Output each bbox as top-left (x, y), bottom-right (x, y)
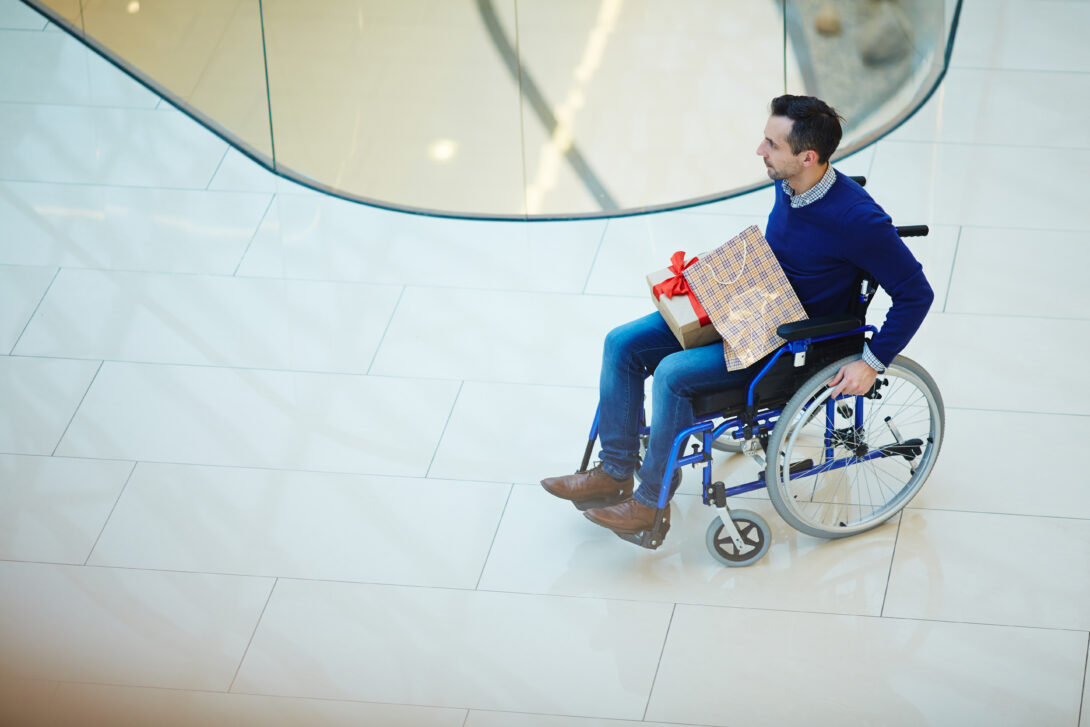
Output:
top-left (647, 251), bottom-right (722, 349)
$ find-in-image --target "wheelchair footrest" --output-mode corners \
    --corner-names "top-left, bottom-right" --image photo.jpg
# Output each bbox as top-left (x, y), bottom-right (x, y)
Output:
top-left (614, 508), bottom-right (671, 550)
top-left (789, 459), bottom-right (814, 475)
top-left (880, 438), bottom-right (924, 461)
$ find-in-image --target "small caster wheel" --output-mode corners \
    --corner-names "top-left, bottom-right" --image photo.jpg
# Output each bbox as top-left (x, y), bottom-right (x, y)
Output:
top-left (705, 509), bottom-right (771, 567)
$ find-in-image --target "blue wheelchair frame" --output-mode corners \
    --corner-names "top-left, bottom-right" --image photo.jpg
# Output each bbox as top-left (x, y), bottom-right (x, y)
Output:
top-left (580, 321), bottom-right (878, 512)
top-left (651, 322), bottom-right (880, 511)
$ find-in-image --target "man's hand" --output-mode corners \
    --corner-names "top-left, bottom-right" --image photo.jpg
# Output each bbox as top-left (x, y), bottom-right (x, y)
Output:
top-left (827, 359), bottom-right (878, 398)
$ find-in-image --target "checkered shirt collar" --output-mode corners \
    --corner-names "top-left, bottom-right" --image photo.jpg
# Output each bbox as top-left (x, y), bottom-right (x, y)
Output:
top-left (781, 165), bottom-right (837, 208)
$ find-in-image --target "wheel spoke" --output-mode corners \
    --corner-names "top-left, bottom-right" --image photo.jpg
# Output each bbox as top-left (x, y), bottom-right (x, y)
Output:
top-left (768, 357), bottom-right (942, 536)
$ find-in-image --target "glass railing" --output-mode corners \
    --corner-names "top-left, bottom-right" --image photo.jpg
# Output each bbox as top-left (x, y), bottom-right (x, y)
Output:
top-left (25, 0), bottom-right (959, 219)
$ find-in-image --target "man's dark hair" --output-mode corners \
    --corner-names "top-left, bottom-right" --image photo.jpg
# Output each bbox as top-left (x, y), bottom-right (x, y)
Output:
top-left (770, 95), bottom-right (844, 165)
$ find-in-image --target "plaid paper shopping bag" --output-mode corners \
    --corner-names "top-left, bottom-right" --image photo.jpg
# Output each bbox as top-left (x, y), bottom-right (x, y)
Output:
top-left (683, 225), bottom-right (808, 370)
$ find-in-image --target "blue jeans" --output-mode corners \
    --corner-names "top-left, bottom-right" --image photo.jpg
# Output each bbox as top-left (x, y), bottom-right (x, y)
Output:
top-left (597, 312), bottom-right (761, 508)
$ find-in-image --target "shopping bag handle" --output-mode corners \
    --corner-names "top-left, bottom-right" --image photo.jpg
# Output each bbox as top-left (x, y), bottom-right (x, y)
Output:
top-left (705, 238), bottom-right (748, 285)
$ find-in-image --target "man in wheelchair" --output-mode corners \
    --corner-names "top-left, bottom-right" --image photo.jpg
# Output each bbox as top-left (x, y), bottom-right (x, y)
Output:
top-left (541, 95), bottom-right (935, 545)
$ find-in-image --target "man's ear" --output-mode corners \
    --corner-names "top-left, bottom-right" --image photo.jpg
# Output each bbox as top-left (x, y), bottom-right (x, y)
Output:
top-left (801, 149), bottom-right (819, 167)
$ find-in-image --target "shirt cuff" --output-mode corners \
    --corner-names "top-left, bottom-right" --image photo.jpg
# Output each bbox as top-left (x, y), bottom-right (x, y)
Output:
top-left (862, 343), bottom-right (887, 373)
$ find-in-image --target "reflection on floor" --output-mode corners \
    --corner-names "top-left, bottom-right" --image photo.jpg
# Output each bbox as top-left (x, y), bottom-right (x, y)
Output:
top-left (2, 0), bottom-right (1089, 725)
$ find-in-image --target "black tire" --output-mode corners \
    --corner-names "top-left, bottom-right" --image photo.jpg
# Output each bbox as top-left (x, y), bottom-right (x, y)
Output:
top-left (705, 509), bottom-right (772, 566)
top-left (764, 355), bottom-right (944, 539)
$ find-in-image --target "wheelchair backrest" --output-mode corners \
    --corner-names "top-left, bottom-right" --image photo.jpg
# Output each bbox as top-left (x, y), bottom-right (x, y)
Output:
top-left (849, 224), bottom-right (929, 324)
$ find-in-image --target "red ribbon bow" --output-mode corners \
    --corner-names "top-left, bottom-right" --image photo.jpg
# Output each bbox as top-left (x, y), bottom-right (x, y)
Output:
top-left (652, 251), bottom-right (711, 326)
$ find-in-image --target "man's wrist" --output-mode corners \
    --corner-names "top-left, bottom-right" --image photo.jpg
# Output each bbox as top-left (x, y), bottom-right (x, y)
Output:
top-left (862, 343), bottom-right (886, 373)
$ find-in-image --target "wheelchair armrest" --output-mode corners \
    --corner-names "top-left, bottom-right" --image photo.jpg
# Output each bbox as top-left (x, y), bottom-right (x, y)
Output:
top-left (776, 314), bottom-right (862, 342)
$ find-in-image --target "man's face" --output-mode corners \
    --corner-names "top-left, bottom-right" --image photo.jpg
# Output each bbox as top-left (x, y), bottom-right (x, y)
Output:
top-left (757, 115), bottom-right (804, 182)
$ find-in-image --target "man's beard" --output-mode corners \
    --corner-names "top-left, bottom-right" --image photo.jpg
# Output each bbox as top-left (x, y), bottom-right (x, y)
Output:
top-left (765, 161), bottom-right (799, 182)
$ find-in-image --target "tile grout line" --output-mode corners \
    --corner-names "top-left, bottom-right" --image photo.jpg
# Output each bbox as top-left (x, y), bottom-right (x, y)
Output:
top-left (474, 483), bottom-right (514, 590)
top-left (9, 266), bottom-right (60, 355)
top-left (7, 554), bottom-right (1090, 635)
top-left (954, 221), bottom-right (1090, 234)
top-left (866, 143), bottom-right (879, 181)
top-left (27, 673), bottom-right (468, 713)
top-left (205, 146), bottom-right (231, 191)
top-left (3, 260), bottom-right (649, 298)
top-left (7, 451), bottom-right (1090, 517)
top-left (424, 380), bottom-right (464, 478)
top-left (17, 245), bottom-right (1090, 317)
top-left (580, 218), bottom-right (610, 295)
top-left (949, 64), bottom-right (1090, 76)
top-left (174, 273), bottom-right (648, 301)
top-left (7, 351), bottom-right (1090, 418)
top-left (879, 511), bottom-right (904, 618)
top-left (82, 460), bottom-right (138, 566)
top-left (233, 193), bottom-right (277, 277)
top-left (50, 359), bottom-right (103, 456)
top-left (12, 262), bottom-right (1090, 321)
top-left (904, 505), bottom-right (1090, 523)
top-left (0, 98), bottom-right (164, 110)
top-left (0, 174), bottom-right (277, 193)
top-left (641, 602), bottom-right (676, 721)
top-left (364, 285), bottom-right (407, 375)
top-left (228, 577), bottom-right (278, 693)
top-left (3, 352), bottom-right (597, 390)
top-left (881, 137), bottom-right (1090, 151)
top-left (1078, 632), bottom-right (1088, 727)
top-left (0, 458), bottom-right (567, 489)
top-left (9, 269), bottom-right (1090, 324)
top-left (461, 706), bottom-right (705, 726)
top-left (941, 225), bottom-right (963, 313)
top-left (48, 677), bottom-right (684, 723)
top-left (681, 215), bottom-right (1090, 236)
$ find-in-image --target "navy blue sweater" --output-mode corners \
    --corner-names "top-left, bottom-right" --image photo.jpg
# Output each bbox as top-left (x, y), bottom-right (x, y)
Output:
top-left (765, 171), bottom-right (934, 366)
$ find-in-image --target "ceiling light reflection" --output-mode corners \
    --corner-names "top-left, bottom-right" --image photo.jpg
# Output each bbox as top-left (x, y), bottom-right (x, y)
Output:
top-left (33, 205), bottom-right (106, 220)
top-left (429, 139), bottom-right (459, 162)
top-left (127, 1), bottom-right (140, 14)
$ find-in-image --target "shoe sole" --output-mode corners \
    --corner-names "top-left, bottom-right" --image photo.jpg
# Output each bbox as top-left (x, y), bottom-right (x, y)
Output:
top-left (570, 493), bottom-right (631, 512)
top-left (540, 480), bottom-right (632, 511)
top-left (583, 510), bottom-right (664, 535)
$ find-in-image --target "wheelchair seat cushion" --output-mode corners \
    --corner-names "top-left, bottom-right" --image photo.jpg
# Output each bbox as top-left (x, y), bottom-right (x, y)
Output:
top-left (691, 333), bottom-right (866, 420)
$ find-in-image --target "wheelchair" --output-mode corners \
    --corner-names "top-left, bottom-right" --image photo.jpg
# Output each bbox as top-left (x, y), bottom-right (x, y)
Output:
top-left (576, 199), bottom-right (944, 567)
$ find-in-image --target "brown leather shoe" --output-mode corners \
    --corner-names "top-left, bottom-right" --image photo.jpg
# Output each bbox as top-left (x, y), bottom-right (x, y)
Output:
top-left (583, 496), bottom-right (668, 535)
top-left (541, 464), bottom-right (633, 510)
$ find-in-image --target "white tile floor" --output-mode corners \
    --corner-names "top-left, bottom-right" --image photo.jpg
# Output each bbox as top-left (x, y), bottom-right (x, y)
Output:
top-left (2, 1), bottom-right (1089, 725)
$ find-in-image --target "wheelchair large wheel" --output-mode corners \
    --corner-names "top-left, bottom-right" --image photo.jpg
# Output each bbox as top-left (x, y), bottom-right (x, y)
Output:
top-left (765, 354), bottom-right (943, 539)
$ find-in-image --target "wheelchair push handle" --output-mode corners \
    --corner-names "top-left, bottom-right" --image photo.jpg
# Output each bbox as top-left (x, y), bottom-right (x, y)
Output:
top-left (895, 225), bottom-right (929, 238)
top-left (845, 177), bottom-right (927, 238)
